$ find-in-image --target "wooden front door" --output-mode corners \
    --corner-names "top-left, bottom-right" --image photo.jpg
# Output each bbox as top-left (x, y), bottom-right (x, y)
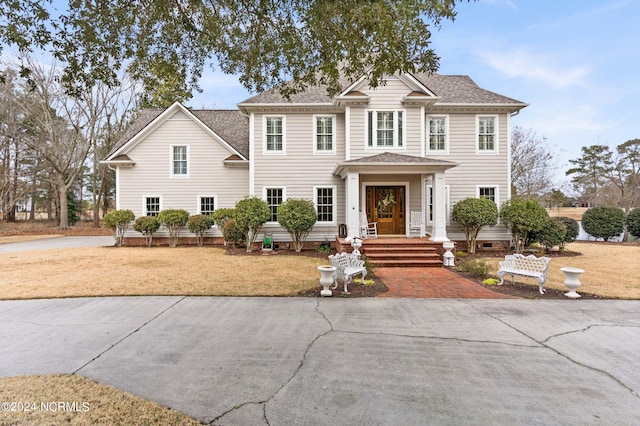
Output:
top-left (366, 186), bottom-right (405, 235)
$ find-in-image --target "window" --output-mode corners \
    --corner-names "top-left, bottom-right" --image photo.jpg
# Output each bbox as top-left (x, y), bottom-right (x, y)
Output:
top-left (265, 116), bottom-right (284, 153)
top-left (367, 110), bottom-right (404, 148)
top-left (315, 187), bottom-right (335, 223)
top-left (314, 115), bottom-right (335, 153)
top-left (428, 116), bottom-right (448, 153)
top-left (172, 145), bottom-right (188, 176)
top-left (478, 186), bottom-right (498, 204)
top-left (477, 116), bottom-right (497, 152)
top-left (426, 185), bottom-right (450, 224)
top-left (199, 196), bottom-right (216, 216)
top-left (145, 196), bottom-right (161, 217)
top-left (265, 188), bottom-right (284, 222)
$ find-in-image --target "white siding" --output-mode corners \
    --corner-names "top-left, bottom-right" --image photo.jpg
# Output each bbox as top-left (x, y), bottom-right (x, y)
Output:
top-left (117, 112), bottom-right (248, 236)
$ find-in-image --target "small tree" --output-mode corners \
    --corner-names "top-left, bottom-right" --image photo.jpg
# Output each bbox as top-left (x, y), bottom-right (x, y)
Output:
top-left (188, 214), bottom-right (215, 247)
top-left (451, 197), bottom-right (498, 254)
top-left (133, 216), bottom-right (161, 247)
top-left (627, 208), bottom-right (640, 238)
top-left (234, 196), bottom-right (270, 252)
top-left (500, 198), bottom-right (548, 253)
top-left (534, 218), bottom-right (566, 253)
top-left (103, 209), bottom-right (135, 247)
top-left (211, 207), bottom-right (236, 245)
top-left (277, 198), bottom-right (317, 252)
top-left (158, 209), bottom-right (190, 247)
top-left (222, 219), bottom-right (246, 248)
top-left (555, 216), bottom-right (580, 251)
top-left (582, 206), bottom-right (625, 241)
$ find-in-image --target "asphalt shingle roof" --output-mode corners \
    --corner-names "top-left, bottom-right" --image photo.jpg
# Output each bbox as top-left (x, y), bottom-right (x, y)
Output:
top-left (342, 152), bottom-right (458, 165)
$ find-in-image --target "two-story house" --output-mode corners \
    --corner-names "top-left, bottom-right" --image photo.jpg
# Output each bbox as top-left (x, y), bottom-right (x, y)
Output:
top-left (103, 72), bottom-right (527, 249)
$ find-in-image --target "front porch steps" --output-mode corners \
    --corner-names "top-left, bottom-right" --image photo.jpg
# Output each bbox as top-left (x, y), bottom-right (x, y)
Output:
top-left (336, 237), bottom-right (446, 268)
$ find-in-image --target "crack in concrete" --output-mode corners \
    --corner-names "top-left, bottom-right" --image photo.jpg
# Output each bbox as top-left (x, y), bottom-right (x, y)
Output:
top-left (464, 301), bottom-right (640, 399)
top-left (73, 297), bottom-right (187, 374)
top-left (542, 324), bottom-right (640, 344)
top-left (211, 299), bottom-right (334, 425)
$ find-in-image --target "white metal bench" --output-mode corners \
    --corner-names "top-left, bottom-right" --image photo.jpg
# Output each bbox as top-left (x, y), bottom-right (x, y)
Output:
top-left (328, 251), bottom-right (367, 294)
top-left (497, 254), bottom-right (552, 295)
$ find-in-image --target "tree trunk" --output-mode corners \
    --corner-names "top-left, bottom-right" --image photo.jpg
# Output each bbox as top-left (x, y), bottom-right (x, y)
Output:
top-left (58, 180), bottom-right (70, 230)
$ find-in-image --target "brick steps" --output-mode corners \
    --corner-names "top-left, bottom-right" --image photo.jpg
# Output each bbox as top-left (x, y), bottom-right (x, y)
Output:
top-left (361, 239), bottom-right (444, 268)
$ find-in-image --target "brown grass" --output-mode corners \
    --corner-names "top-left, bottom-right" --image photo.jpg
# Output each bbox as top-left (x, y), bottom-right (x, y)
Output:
top-left (0, 247), bottom-right (326, 300)
top-left (0, 235), bottom-right (61, 244)
top-left (481, 242), bottom-right (640, 299)
top-left (0, 374), bottom-right (199, 425)
top-left (546, 207), bottom-right (587, 220)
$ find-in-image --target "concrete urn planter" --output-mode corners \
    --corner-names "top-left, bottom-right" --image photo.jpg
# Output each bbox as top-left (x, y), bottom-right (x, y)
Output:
top-left (560, 267), bottom-right (585, 299)
top-left (318, 265), bottom-right (337, 297)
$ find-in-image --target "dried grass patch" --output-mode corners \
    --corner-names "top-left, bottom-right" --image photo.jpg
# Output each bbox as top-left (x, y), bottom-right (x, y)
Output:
top-left (0, 247), bottom-right (326, 300)
top-left (0, 374), bottom-right (199, 425)
top-left (482, 242), bottom-right (640, 299)
top-left (0, 235), bottom-right (62, 244)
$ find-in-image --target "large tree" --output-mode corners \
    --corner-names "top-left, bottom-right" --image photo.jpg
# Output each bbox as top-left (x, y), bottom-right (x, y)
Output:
top-left (1, 1), bottom-right (466, 98)
top-left (566, 144), bottom-right (613, 207)
top-left (510, 126), bottom-right (557, 199)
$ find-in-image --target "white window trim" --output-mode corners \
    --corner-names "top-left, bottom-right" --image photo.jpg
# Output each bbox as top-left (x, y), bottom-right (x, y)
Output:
top-left (197, 195), bottom-right (217, 215)
top-left (263, 186), bottom-right (286, 224)
top-left (426, 185), bottom-right (450, 225)
top-left (476, 115), bottom-right (499, 154)
top-left (426, 114), bottom-right (449, 155)
top-left (313, 185), bottom-right (337, 225)
top-left (170, 145), bottom-right (190, 178)
top-left (143, 195), bottom-right (162, 217)
top-left (366, 109), bottom-right (406, 150)
top-left (312, 114), bottom-right (337, 155)
top-left (476, 185), bottom-right (500, 207)
top-left (263, 115), bottom-right (286, 155)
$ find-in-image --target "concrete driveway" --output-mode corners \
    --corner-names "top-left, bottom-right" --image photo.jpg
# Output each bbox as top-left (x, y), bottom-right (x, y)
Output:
top-left (1, 297), bottom-right (639, 425)
top-left (0, 236), bottom-right (114, 253)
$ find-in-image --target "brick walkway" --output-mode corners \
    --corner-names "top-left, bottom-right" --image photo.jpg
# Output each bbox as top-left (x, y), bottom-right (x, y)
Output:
top-left (375, 267), bottom-right (512, 299)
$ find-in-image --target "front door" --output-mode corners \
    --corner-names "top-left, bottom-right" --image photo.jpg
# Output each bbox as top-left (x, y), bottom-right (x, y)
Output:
top-left (366, 186), bottom-right (405, 234)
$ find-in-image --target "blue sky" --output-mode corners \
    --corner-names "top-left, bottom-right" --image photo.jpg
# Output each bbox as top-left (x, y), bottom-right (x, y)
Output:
top-left (192, 0), bottom-right (640, 185)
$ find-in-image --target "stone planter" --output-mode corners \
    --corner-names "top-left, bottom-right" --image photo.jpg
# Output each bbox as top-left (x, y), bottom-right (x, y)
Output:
top-left (318, 265), bottom-right (337, 297)
top-left (560, 267), bottom-right (585, 299)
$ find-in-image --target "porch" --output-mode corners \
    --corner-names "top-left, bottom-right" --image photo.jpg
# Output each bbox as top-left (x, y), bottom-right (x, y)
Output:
top-left (335, 236), bottom-right (453, 268)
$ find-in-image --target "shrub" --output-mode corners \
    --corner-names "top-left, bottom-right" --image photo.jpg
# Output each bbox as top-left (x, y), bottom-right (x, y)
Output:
top-left (627, 208), bottom-right (640, 238)
top-left (582, 205), bottom-right (625, 241)
top-left (234, 196), bottom-right (270, 252)
top-left (211, 208), bottom-right (235, 228)
top-left (103, 209), bottom-right (135, 247)
top-left (133, 216), bottom-right (161, 247)
top-left (221, 219), bottom-right (246, 248)
top-left (555, 216), bottom-right (579, 250)
top-left (451, 197), bottom-right (499, 253)
top-left (158, 209), bottom-right (190, 247)
top-left (188, 214), bottom-right (215, 247)
top-left (499, 198), bottom-right (548, 253)
top-left (456, 258), bottom-right (489, 280)
top-left (533, 218), bottom-right (566, 253)
top-left (277, 198), bottom-right (317, 252)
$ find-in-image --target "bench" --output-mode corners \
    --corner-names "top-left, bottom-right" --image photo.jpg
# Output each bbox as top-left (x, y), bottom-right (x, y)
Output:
top-left (497, 254), bottom-right (552, 295)
top-left (328, 251), bottom-right (367, 294)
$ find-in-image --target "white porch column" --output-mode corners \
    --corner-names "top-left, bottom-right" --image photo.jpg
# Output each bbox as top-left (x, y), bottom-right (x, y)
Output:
top-left (429, 171), bottom-right (450, 242)
top-left (345, 172), bottom-right (360, 238)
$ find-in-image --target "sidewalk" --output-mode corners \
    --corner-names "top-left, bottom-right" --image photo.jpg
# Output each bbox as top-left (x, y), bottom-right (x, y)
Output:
top-left (376, 267), bottom-right (512, 298)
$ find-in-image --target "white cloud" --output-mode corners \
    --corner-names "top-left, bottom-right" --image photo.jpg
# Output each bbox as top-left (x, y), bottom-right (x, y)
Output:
top-left (477, 47), bottom-right (590, 89)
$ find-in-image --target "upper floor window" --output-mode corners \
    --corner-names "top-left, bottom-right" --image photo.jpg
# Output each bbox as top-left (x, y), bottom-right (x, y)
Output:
top-left (428, 116), bottom-right (448, 153)
top-left (367, 110), bottom-right (404, 148)
top-left (145, 196), bottom-right (161, 217)
top-left (314, 115), bottom-right (335, 153)
top-left (265, 116), bottom-right (285, 153)
top-left (199, 196), bottom-right (216, 216)
top-left (477, 116), bottom-right (498, 153)
top-left (315, 186), bottom-right (335, 223)
top-left (265, 187), bottom-right (284, 222)
top-left (171, 145), bottom-right (188, 176)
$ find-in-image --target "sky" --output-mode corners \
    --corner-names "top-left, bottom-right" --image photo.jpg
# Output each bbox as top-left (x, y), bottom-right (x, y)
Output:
top-left (190, 0), bottom-right (640, 186)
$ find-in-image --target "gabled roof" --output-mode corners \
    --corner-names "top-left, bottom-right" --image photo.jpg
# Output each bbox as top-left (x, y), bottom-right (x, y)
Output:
top-left (104, 103), bottom-right (249, 161)
top-left (341, 152), bottom-right (458, 165)
top-left (239, 72), bottom-right (526, 107)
